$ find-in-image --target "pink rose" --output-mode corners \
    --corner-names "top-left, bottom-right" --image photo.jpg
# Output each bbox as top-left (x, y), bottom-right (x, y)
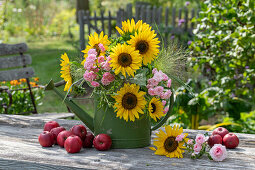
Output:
top-left (91, 81), bottom-right (100, 87)
top-left (153, 71), bottom-right (164, 82)
top-left (98, 56), bottom-right (105, 63)
top-left (98, 43), bottom-right (105, 52)
top-left (195, 134), bottom-right (205, 145)
top-left (187, 139), bottom-right (194, 145)
top-left (148, 88), bottom-right (156, 96)
top-left (88, 48), bottom-right (97, 56)
top-left (167, 79), bottom-right (172, 88)
top-left (193, 143), bottom-right (202, 154)
top-left (162, 100), bottom-right (166, 106)
top-left (209, 144), bottom-right (227, 161)
top-left (83, 70), bottom-right (97, 82)
top-left (160, 90), bottom-right (172, 99)
top-left (154, 86), bottom-right (164, 96)
top-left (175, 134), bottom-right (185, 142)
top-left (86, 54), bottom-right (97, 62)
top-left (103, 72), bottom-right (115, 82)
top-left (147, 78), bottom-right (159, 87)
top-left (102, 61), bottom-right (111, 71)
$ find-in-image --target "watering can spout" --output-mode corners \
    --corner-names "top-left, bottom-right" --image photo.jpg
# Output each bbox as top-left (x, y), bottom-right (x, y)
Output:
top-left (45, 79), bottom-right (94, 132)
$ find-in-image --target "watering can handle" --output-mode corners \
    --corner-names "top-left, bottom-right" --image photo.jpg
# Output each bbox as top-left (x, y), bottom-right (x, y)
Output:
top-left (151, 88), bottom-right (175, 131)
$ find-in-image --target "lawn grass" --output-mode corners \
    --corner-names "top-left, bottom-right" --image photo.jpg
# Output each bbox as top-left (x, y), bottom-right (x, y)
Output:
top-left (27, 38), bottom-right (87, 113)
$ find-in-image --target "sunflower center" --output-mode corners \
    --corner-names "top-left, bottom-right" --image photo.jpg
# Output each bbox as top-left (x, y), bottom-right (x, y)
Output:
top-left (118, 53), bottom-right (132, 67)
top-left (151, 103), bottom-right (156, 113)
top-left (93, 44), bottom-right (101, 55)
top-left (164, 136), bottom-right (178, 153)
top-left (136, 40), bottom-right (149, 54)
top-left (122, 92), bottom-right (137, 110)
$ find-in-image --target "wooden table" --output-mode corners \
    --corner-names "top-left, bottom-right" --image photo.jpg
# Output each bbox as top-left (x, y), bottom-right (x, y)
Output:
top-left (0, 114), bottom-right (255, 169)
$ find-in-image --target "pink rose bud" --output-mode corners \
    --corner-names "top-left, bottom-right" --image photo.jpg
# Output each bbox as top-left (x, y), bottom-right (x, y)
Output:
top-left (162, 100), bottom-right (166, 106)
top-left (152, 68), bottom-right (158, 74)
top-left (98, 43), bottom-right (105, 52)
top-left (167, 79), bottom-right (172, 88)
top-left (162, 73), bottom-right (168, 81)
top-left (187, 139), bottom-right (194, 145)
top-left (91, 81), bottom-right (100, 87)
top-left (98, 56), bottom-right (105, 63)
top-left (209, 144), bottom-right (227, 161)
top-left (163, 106), bottom-right (169, 114)
top-left (175, 134), bottom-right (185, 142)
top-left (193, 143), bottom-right (202, 154)
top-left (88, 48), bottom-right (97, 56)
top-left (195, 134), bottom-right (205, 145)
top-left (147, 78), bottom-right (159, 87)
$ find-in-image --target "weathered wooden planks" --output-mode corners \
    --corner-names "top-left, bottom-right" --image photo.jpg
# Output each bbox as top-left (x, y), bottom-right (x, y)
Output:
top-left (0, 67), bottom-right (34, 81)
top-left (0, 43), bottom-right (28, 56)
top-left (0, 54), bottom-right (32, 69)
top-left (0, 114), bottom-right (255, 169)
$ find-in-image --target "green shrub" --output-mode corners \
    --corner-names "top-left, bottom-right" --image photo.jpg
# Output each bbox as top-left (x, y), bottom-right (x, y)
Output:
top-left (189, 0), bottom-right (255, 119)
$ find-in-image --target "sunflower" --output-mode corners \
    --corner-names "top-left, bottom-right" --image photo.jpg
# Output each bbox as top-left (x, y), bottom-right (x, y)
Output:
top-left (116, 19), bottom-right (151, 35)
top-left (60, 53), bottom-right (72, 91)
top-left (109, 43), bottom-right (142, 78)
top-left (81, 31), bottom-right (110, 64)
top-left (127, 30), bottom-right (160, 65)
top-left (112, 83), bottom-right (147, 122)
top-left (150, 125), bottom-right (189, 158)
top-left (149, 97), bottom-right (164, 121)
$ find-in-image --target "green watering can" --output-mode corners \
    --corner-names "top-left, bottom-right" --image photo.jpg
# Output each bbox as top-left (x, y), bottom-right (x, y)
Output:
top-left (45, 79), bottom-right (174, 149)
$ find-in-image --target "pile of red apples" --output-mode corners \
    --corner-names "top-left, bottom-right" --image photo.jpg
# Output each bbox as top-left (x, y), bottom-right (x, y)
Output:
top-left (208, 127), bottom-right (239, 149)
top-left (38, 121), bottom-right (112, 153)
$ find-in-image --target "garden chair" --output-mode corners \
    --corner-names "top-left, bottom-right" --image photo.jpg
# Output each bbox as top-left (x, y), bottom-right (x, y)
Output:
top-left (0, 43), bottom-right (38, 114)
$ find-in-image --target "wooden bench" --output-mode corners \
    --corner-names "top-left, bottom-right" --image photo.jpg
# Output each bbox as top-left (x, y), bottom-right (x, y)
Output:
top-left (0, 43), bottom-right (37, 114)
top-left (0, 114), bottom-right (254, 169)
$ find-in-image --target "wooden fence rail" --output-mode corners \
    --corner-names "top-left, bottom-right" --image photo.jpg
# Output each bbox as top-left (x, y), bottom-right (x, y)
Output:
top-left (78, 3), bottom-right (199, 50)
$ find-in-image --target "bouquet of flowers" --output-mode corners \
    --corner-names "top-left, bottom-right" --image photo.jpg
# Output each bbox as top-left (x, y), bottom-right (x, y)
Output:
top-left (60, 19), bottom-right (173, 123)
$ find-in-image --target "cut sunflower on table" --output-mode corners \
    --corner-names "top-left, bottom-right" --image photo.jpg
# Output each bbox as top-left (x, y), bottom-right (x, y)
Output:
top-left (112, 83), bottom-right (147, 122)
top-left (60, 53), bottom-right (72, 92)
top-left (150, 125), bottom-right (189, 158)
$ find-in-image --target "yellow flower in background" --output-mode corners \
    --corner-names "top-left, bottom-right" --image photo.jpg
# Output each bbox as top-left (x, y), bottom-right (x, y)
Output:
top-left (128, 29), bottom-right (160, 65)
top-left (60, 53), bottom-right (72, 92)
top-left (178, 107), bottom-right (185, 115)
top-left (150, 125), bottom-right (188, 158)
top-left (19, 78), bottom-right (27, 83)
top-left (112, 83), bottom-right (147, 122)
top-left (149, 97), bottom-right (164, 121)
top-left (81, 31), bottom-right (110, 65)
top-left (33, 77), bottom-right (39, 82)
top-left (10, 80), bottom-right (21, 86)
top-left (116, 19), bottom-right (151, 35)
top-left (109, 43), bottom-right (142, 78)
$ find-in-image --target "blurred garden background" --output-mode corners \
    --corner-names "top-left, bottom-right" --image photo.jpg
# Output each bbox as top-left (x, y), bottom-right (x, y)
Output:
top-left (0, 0), bottom-right (255, 133)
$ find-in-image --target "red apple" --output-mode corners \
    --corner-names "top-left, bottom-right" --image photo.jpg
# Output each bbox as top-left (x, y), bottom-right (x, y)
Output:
top-left (223, 133), bottom-right (239, 149)
top-left (64, 135), bottom-right (83, 153)
top-left (38, 131), bottom-right (55, 147)
top-left (212, 127), bottom-right (229, 139)
top-left (57, 130), bottom-right (73, 147)
top-left (208, 134), bottom-right (222, 147)
top-left (44, 121), bottom-right (60, 132)
top-left (83, 132), bottom-right (95, 148)
top-left (50, 126), bottom-right (66, 144)
top-left (71, 125), bottom-right (87, 140)
top-left (93, 134), bottom-right (112, 151)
